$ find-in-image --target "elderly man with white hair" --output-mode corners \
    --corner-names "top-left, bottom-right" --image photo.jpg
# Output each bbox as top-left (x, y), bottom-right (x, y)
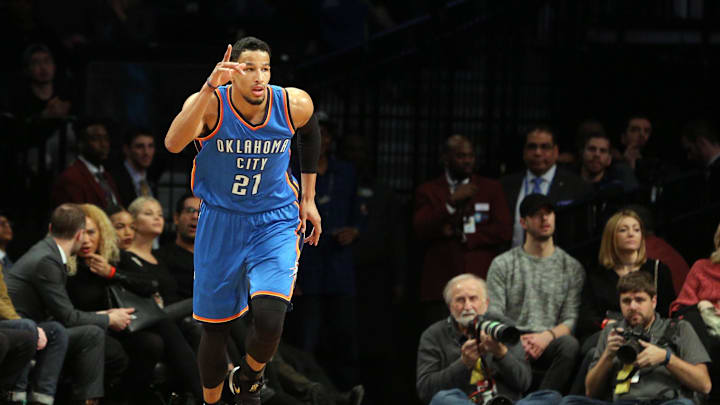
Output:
top-left (417, 273), bottom-right (560, 405)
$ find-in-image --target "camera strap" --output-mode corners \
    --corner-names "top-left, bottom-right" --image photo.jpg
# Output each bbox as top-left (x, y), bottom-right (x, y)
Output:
top-left (614, 364), bottom-right (639, 394)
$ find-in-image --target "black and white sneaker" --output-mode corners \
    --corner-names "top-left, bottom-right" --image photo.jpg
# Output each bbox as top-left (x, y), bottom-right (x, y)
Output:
top-left (228, 366), bottom-right (263, 405)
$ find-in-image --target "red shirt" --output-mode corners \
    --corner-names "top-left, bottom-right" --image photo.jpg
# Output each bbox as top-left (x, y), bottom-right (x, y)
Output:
top-left (670, 258), bottom-right (720, 314)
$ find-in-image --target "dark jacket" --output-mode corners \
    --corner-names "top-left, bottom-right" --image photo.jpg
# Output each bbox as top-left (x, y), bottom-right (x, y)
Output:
top-left (6, 236), bottom-right (108, 329)
top-left (416, 314), bottom-right (531, 404)
top-left (51, 159), bottom-right (121, 209)
top-left (500, 167), bottom-right (593, 249)
top-left (414, 174), bottom-right (512, 301)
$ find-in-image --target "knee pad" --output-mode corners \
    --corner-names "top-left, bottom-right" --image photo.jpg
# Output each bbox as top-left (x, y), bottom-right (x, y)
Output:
top-left (251, 296), bottom-right (287, 340)
top-left (198, 321), bottom-right (233, 388)
top-left (245, 296), bottom-right (288, 363)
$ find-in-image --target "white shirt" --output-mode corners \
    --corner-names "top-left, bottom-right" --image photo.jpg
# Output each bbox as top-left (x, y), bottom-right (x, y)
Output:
top-left (511, 164), bottom-right (557, 247)
top-left (77, 155), bottom-right (105, 180)
top-left (444, 169), bottom-right (470, 215)
top-left (54, 240), bottom-right (68, 265)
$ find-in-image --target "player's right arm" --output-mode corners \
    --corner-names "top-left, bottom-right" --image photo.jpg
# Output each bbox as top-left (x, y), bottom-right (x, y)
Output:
top-left (165, 44), bottom-right (244, 153)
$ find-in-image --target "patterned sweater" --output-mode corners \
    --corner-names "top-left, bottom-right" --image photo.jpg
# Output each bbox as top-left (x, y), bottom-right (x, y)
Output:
top-left (487, 246), bottom-right (585, 332)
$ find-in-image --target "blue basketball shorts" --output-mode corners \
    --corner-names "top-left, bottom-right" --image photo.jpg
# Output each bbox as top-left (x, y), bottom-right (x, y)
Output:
top-left (192, 201), bottom-right (302, 323)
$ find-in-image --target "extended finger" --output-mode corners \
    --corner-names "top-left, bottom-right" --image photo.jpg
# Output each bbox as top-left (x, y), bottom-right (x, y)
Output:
top-left (223, 44), bottom-right (232, 62)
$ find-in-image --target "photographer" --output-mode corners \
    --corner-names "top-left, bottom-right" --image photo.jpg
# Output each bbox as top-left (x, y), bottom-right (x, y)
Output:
top-left (416, 273), bottom-right (533, 404)
top-left (568, 271), bottom-right (711, 404)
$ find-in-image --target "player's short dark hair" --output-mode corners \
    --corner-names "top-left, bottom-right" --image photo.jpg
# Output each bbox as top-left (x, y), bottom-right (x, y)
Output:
top-left (682, 119), bottom-right (719, 145)
top-left (617, 271), bottom-right (656, 298)
top-left (50, 204), bottom-right (86, 239)
top-left (124, 126), bottom-right (154, 146)
top-left (525, 125), bottom-right (556, 145)
top-left (232, 37), bottom-right (271, 61)
top-left (175, 192), bottom-right (196, 215)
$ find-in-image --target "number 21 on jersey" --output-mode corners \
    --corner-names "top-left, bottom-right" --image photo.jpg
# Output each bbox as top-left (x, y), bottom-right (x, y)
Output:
top-left (231, 173), bottom-right (262, 195)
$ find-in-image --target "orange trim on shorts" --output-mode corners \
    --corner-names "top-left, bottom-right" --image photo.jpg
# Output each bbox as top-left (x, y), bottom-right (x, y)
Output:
top-left (281, 87), bottom-right (295, 134)
top-left (193, 306), bottom-right (249, 323)
top-left (228, 85), bottom-right (273, 130)
top-left (197, 88), bottom-right (223, 141)
top-left (251, 288), bottom-right (294, 302)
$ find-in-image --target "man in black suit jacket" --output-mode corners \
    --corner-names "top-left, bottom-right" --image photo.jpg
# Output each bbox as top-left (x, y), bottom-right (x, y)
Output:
top-left (6, 204), bottom-right (134, 405)
top-left (501, 126), bottom-right (593, 250)
top-left (109, 128), bottom-right (157, 208)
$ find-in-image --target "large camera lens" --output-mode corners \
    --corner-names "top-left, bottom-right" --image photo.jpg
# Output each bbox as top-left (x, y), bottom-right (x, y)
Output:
top-left (480, 320), bottom-right (520, 344)
top-left (617, 339), bottom-right (642, 364)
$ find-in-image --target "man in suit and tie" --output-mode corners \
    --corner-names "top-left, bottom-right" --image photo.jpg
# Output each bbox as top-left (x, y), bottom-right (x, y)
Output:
top-left (6, 204), bottom-right (134, 405)
top-left (501, 126), bottom-right (592, 249)
top-left (51, 120), bottom-right (121, 209)
top-left (109, 128), bottom-right (157, 208)
top-left (414, 135), bottom-right (512, 322)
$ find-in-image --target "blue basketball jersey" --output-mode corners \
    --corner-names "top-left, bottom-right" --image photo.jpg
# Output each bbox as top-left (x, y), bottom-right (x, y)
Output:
top-left (191, 84), bottom-right (299, 214)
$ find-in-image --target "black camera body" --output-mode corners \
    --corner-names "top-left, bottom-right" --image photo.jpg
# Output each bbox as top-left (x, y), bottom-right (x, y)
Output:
top-left (469, 314), bottom-right (520, 345)
top-left (617, 327), bottom-right (651, 364)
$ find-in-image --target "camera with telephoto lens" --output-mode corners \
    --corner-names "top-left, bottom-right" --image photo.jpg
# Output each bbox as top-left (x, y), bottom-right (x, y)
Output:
top-left (616, 326), bottom-right (651, 364)
top-left (469, 314), bottom-right (520, 344)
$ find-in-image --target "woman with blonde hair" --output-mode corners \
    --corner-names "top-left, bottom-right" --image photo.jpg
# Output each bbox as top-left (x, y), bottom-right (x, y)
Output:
top-left (67, 203), bottom-right (203, 403)
top-left (577, 209), bottom-right (677, 341)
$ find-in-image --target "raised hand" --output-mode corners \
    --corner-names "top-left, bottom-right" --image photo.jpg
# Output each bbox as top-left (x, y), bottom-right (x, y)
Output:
top-left (207, 44), bottom-right (245, 89)
top-left (85, 253), bottom-right (113, 277)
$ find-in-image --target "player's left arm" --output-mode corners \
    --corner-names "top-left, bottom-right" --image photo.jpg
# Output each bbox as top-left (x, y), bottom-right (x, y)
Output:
top-left (286, 87), bottom-right (322, 246)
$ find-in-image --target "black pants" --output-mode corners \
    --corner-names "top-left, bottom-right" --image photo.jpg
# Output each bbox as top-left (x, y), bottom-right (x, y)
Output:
top-left (111, 317), bottom-right (203, 399)
top-left (529, 334), bottom-right (579, 393)
top-left (0, 328), bottom-right (35, 388)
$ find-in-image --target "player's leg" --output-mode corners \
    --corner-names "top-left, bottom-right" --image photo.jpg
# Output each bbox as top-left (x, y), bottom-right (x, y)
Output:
top-left (198, 322), bottom-right (233, 404)
top-left (230, 203), bottom-right (301, 403)
top-left (193, 204), bottom-right (250, 404)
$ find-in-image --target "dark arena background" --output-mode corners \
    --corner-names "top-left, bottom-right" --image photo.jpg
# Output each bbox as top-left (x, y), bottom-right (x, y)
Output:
top-left (1, 1), bottom-right (719, 404)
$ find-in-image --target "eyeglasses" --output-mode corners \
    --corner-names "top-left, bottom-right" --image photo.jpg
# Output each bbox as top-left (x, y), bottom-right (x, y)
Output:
top-left (182, 207), bottom-right (200, 215)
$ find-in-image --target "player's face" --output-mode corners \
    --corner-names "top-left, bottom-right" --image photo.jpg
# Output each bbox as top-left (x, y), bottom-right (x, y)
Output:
top-left (523, 131), bottom-right (558, 176)
top-left (521, 208), bottom-right (555, 241)
top-left (125, 135), bottom-right (155, 170)
top-left (620, 291), bottom-right (656, 328)
top-left (110, 211), bottom-right (135, 250)
top-left (174, 197), bottom-right (200, 242)
top-left (449, 280), bottom-right (487, 327)
top-left (582, 137), bottom-right (611, 176)
top-left (614, 216), bottom-right (642, 253)
top-left (235, 50), bottom-right (271, 106)
top-left (79, 216), bottom-right (99, 257)
top-left (134, 201), bottom-right (164, 237)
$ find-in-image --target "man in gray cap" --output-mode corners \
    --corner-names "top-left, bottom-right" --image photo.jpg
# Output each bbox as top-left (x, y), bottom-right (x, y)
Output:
top-left (486, 193), bottom-right (585, 393)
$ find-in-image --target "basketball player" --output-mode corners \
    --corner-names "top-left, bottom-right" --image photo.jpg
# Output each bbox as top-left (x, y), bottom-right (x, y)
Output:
top-left (165, 37), bottom-right (322, 405)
